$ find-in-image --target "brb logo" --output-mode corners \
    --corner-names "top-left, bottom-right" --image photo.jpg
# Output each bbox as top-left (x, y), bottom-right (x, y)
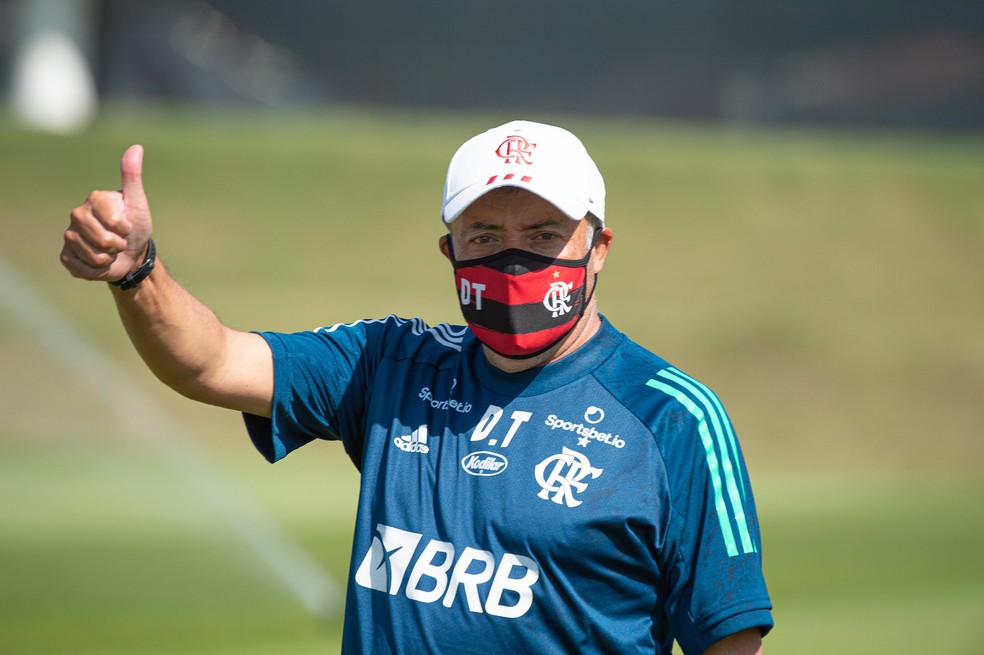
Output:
top-left (495, 135), bottom-right (536, 165)
top-left (534, 447), bottom-right (604, 508)
top-left (542, 280), bottom-right (574, 317)
top-left (355, 524), bottom-right (540, 619)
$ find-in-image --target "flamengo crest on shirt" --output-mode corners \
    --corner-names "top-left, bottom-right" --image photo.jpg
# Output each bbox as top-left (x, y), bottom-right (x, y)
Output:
top-left (535, 447), bottom-right (603, 508)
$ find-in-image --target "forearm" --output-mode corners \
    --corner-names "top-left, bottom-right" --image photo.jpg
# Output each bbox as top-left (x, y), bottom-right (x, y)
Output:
top-left (109, 256), bottom-right (268, 414)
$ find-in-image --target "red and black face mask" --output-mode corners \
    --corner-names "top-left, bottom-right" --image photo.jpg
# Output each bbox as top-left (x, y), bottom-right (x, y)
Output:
top-left (448, 240), bottom-right (596, 359)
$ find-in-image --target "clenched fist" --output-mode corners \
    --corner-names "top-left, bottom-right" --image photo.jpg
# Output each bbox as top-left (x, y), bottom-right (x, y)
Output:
top-left (61, 145), bottom-right (154, 283)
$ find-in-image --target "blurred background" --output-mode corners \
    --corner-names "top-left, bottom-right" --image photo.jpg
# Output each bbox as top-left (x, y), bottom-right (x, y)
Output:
top-left (3, 0), bottom-right (984, 132)
top-left (1, 1), bottom-right (982, 653)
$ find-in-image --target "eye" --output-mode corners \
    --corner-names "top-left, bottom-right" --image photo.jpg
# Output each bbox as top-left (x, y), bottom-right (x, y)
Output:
top-left (530, 230), bottom-right (568, 249)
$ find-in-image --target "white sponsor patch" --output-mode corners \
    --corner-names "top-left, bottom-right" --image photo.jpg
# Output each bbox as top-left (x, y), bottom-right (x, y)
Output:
top-left (355, 523), bottom-right (539, 618)
top-left (544, 413), bottom-right (625, 449)
top-left (460, 451), bottom-right (509, 476)
top-left (418, 386), bottom-right (473, 414)
top-left (394, 425), bottom-right (430, 454)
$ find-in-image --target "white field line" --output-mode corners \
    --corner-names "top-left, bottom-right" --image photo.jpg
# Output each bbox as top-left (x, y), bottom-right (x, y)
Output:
top-left (0, 255), bottom-right (339, 618)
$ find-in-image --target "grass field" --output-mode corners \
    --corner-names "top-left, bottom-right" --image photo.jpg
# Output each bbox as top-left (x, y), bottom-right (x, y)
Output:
top-left (1, 107), bottom-right (982, 654)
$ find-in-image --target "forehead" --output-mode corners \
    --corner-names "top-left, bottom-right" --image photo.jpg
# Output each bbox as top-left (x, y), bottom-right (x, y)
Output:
top-left (451, 188), bottom-right (576, 232)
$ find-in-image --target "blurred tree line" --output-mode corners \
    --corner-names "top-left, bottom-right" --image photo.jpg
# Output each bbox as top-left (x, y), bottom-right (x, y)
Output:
top-left (3, 0), bottom-right (983, 130)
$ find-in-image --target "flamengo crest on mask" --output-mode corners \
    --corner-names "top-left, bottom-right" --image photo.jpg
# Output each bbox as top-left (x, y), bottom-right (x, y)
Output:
top-left (543, 280), bottom-right (574, 317)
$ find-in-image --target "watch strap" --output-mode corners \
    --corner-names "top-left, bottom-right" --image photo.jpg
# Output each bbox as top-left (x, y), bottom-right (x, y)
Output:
top-left (109, 238), bottom-right (156, 291)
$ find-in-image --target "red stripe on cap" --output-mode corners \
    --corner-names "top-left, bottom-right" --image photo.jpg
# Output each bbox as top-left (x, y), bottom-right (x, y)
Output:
top-left (483, 174), bottom-right (532, 186)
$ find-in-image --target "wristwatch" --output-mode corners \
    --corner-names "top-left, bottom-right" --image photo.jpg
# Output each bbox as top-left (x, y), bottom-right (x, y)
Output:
top-left (109, 238), bottom-right (156, 291)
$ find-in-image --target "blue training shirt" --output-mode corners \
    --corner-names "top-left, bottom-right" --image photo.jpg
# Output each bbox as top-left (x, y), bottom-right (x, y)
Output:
top-left (243, 315), bottom-right (773, 654)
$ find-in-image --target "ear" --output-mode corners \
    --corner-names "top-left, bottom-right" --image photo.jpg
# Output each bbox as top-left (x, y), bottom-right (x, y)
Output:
top-left (438, 234), bottom-right (452, 261)
top-left (589, 227), bottom-right (613, 276)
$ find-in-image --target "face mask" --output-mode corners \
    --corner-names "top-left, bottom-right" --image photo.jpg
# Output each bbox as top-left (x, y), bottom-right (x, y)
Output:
top-left (448, 241), bottom-right (595, 359)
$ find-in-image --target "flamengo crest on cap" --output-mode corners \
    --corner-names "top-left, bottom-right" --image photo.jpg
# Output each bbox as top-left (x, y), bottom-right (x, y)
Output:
top-left (496, 135), bottom-right (536, 164)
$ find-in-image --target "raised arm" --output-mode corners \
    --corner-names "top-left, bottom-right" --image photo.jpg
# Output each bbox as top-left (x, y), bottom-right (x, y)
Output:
top-left (60, 145), bottom-right (273, 417)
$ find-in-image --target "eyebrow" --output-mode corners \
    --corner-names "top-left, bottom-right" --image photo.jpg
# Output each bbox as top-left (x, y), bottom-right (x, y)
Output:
top-left (462, 218), bottom-right (567, 234)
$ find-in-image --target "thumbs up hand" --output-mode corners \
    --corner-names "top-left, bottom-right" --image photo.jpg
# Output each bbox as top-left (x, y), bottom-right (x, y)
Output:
top-left (61, 145), bottom-right (155, 283)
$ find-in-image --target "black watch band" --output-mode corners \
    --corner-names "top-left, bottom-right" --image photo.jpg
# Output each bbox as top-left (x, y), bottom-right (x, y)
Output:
top-left (110, 238), bottom-right (156, 291)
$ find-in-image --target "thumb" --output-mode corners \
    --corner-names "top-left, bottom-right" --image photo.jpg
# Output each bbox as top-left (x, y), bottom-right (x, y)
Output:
top-left (120, 144), bottom-right (149, 214)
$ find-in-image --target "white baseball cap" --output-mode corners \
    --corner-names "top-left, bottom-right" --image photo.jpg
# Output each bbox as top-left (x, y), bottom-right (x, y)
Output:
top-left (441, 120), bottom-right (606, 225)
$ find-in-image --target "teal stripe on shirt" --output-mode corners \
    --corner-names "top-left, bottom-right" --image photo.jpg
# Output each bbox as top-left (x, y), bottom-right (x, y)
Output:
top-left (646, 378), bottom-right (740, 557)
top-left (656, 369), bottom-right (755, 555)
top-left (667, 367), bottom-right (746, 500)
top-left (647, 368), bottom-right (757, 557)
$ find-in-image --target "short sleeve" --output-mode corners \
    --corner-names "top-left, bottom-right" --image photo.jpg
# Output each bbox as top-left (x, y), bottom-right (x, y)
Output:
top-left (647, 370), bottom-right (773, 653)
top-left (243, 324), bottom-right (373, 465)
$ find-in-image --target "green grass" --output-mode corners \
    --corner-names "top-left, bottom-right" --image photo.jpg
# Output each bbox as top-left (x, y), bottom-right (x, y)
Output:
top-left (1, 107), bottom-right (983, 653)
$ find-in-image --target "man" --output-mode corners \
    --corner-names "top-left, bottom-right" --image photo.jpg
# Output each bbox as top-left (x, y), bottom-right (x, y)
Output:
top-left (61, 120), bottom-right (773, 654)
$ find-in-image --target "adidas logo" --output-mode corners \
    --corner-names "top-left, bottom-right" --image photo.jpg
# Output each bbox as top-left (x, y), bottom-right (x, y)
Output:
top-left (394, 425), bottom-right (430, 454)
